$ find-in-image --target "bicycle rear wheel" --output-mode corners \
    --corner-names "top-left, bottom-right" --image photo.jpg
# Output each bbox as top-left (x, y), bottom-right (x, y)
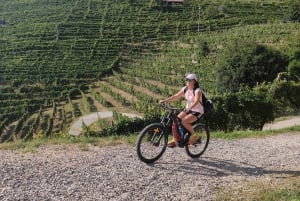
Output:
top-left (185, 123), bottom-right (210, 158)
top-left (136, 123), bottom-right (167, 163)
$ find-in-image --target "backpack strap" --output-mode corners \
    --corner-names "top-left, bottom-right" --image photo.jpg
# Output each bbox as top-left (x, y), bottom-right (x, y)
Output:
top-left (183, 86), bottom-right (203, 104)
top-left (183, 86), bottom-right (188, 94)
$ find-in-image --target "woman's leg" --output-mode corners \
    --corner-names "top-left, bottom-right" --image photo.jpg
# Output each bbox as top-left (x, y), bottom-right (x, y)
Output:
top-left (177, 111), bottom-right (187, 120)
top-left (180, 113), bottom-right (197, 135)
top-left (168, 112), bottom-right (188, 147)
top-left (176, 112), bottom-right (199, 145)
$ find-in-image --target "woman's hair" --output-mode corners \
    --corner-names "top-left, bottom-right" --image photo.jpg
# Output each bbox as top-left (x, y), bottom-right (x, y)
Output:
top-left (194, 80), bottom-right (200, 90)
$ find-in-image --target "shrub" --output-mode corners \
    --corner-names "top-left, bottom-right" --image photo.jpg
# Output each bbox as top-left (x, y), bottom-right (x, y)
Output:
top-left (288, 50), bottom-right (300, 80)
top-left (285, 2), bottom-right (300, 22)
top-left (210, 89), bottom-right (274, 131)
top-left (216, 40), bottom-right (288, 93)
top-left (268, 80), bottom-right (300, 113)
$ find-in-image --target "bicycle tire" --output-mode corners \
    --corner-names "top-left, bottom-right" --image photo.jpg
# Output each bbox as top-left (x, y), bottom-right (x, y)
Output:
top-left (136, 123), bottom-right (168, 163)
top-left (185, 123), bottom-right (210, 158)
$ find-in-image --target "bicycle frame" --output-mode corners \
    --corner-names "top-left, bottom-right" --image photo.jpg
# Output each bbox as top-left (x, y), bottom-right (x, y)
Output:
top-left (136, 103), bottom-right (210, 163)
top-left (160, 106), bottom-right (179, 128)
top-left (159, 103), bottom-right (204, 134)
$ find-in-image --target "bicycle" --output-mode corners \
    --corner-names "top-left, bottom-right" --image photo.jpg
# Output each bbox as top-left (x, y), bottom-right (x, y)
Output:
top-left (136, 103), bottom-right (210, 163)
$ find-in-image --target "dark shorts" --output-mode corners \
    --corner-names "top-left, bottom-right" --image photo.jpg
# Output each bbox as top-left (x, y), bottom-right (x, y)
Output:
top-left (185, 110), bottom-right (202, 118)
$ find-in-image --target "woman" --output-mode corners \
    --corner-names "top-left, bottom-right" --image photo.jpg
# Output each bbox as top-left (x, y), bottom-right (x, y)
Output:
top-left (159, 73), bottom-right (203, 147)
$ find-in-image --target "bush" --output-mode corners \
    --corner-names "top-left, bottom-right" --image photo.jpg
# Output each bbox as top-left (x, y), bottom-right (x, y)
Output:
top-left (285, 2), bottom-right (300, 22)
top-left (209, 89), bottom-right (274, 131)
top-left (288, 50), bottom-right (300, 80)
top-left (204, 4), bottom-right (227, 19)
top-left (268, 80), bottom-right (300, 113)
top-left (216, 40), bottom-right (288, 93)
top-left (88, 112), bottom-right (160, 137)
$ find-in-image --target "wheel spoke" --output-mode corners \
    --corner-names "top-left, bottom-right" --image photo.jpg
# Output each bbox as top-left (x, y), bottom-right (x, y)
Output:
top-left (136, 123), bottom-right (167, 163)
top-left (185, 124), bottom-right (209, 158)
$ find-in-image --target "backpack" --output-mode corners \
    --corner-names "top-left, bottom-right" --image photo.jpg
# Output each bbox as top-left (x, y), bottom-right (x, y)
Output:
top-left (184, 86), bottom-right (214, 115)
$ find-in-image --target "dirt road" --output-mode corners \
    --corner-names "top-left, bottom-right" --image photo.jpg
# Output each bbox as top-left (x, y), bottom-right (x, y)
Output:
top-left (1, 132), bottom-right (299, 201)
top-left (69, 112), bottom-right (142, 136)
top-left (263, 116), bottom-right (300, 130)
top-left (69, 112), bottom-right (300, 136)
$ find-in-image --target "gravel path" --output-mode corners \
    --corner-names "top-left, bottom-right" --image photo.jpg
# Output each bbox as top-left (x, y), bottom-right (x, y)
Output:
top-left (69, 112), bottom-right (142, 136)
top-left (69, 112), bottom-right (300, 136)
top-left (1, 133), bottom-right (299, 201)
top-left (263, 116), bottom-right (300, 130)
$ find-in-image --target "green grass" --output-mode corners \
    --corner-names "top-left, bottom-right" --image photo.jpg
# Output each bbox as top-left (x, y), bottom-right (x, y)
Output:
top-left (211, 125), bottom-right (300, 140)
top-left (0, 134), bottom-right (137, 151)
top-left (0, 125), bottom-right (299, 151)
top-left (216, 177), bottom-right (300, 201)
top-left (0, 0), bottom-right (298, 142)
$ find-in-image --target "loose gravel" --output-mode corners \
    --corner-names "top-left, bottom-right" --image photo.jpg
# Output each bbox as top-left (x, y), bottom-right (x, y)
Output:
top-left (1, 133), bottom-right (299, 201)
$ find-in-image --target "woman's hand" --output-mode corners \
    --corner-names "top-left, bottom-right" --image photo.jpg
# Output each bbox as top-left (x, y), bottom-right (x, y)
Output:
top-left (159, 100), bottom-right (166, 104)
top-left (184, 108), bottom-right (191, 113)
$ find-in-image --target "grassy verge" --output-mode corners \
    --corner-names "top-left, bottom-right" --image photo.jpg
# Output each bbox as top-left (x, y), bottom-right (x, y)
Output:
top-left (0, 125), bottom-right (299, 151)
top-left (0, 134), bottom-right (137, 151)
top-left (216, 176), bottom-right (300, 201)
top-left (211, 125), bottom-right (300, 140)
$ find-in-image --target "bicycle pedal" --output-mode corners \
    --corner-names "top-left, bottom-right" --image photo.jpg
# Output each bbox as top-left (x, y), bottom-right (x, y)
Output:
top-left (176, 142), bottom-right (184, 148)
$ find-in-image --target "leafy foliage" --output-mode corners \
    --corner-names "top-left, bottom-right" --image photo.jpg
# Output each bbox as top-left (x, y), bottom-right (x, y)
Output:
top-left (285, 2), bottom-right (300, 22)
top-left (83, 112), bottom-right (160, 137)
top-left (288, 50), bottom-right (300, 80)
top-left (216, 40), bottom-right (288, 92)
top-left (269, 80), bottom-right (300, 112)
top-left (210, 89), bottom-right (274, 131)
top-left (0, 0), bottom-right (299, 141)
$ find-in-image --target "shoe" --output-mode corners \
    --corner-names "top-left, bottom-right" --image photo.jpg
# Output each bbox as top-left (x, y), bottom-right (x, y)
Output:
top-left (188, 133), bottom-right (199, 145)
top-left (167, 139), bottom-right (176, 148)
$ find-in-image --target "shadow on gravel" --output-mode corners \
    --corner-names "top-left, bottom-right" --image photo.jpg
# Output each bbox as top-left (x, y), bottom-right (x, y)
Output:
top-left (152, 157), bottom-right (300, 178)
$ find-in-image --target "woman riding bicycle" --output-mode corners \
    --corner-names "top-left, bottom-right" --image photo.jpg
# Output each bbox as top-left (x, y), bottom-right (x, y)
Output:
top-left (159, 73), bottom-right (203, 148)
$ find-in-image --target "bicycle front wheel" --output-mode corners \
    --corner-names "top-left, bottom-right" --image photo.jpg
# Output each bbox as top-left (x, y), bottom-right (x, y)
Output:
top-left (136, 123), bottom-right (167, 163)
top-left (185, 123), bottom-right (210, 158)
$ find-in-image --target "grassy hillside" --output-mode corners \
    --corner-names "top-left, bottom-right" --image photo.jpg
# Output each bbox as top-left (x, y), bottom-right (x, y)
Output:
top-left (0, 0), bottom-right (299, 141)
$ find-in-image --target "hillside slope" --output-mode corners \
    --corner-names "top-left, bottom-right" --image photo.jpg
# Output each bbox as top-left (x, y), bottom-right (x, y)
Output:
top-left (0, 0), bottom-right (298, 141)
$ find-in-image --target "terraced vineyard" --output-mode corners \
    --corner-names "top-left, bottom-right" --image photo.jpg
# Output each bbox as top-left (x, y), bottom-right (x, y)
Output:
top-left (0, 0), bottom-right (298, 141)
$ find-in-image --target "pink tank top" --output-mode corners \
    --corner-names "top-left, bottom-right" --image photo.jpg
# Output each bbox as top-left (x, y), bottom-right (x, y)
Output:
top-left (181, 87), bottom-right (204, 114)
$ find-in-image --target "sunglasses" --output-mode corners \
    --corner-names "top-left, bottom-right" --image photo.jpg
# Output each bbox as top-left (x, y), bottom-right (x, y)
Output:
top-left (185, 79), bottom-right (193, 82)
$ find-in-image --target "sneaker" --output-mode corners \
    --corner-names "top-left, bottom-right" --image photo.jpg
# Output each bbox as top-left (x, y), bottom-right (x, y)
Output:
top-left (188, 133), bottom-right (199, 145)
top-left (167, 139), bottom-right (176, 148)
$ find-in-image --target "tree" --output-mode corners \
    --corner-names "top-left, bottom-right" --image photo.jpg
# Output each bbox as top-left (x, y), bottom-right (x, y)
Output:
top-left (285, 2), bottom-right (300, 22)
top-left (216, 39), bottom-right (288, 92)
top-left (204, 4), bottom-right (227, 19)
top-left (198, 40), bottom-right (210, 57)
top-left (288, 50), bottom-right (300, 80)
